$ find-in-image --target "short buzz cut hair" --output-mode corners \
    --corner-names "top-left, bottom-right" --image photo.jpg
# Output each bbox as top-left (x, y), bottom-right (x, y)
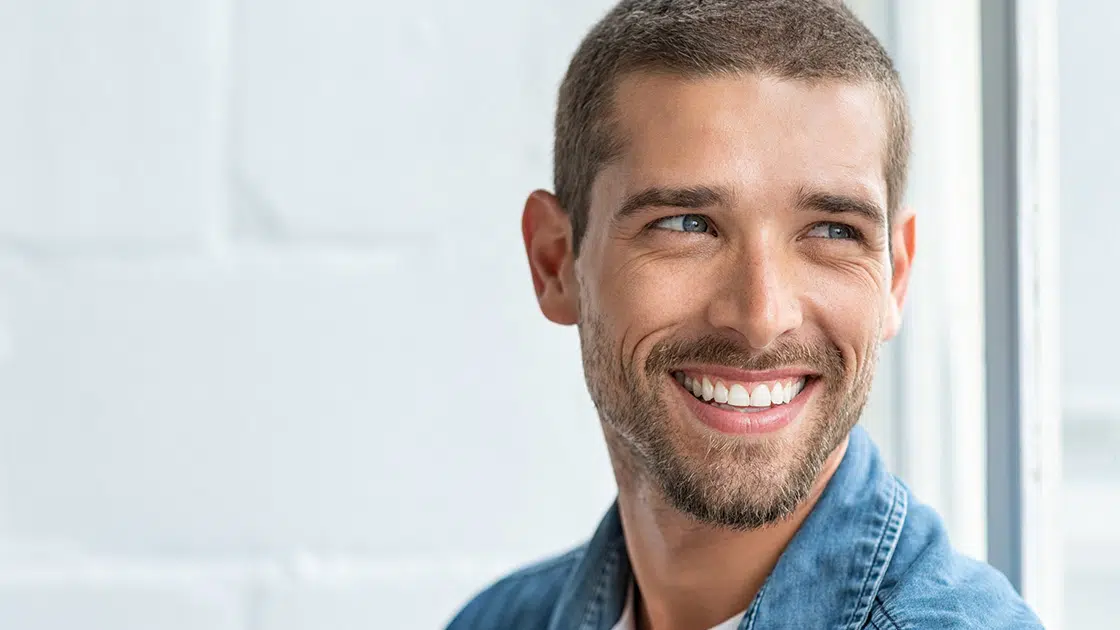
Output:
top-left (554, 0), bottom-right (911, 255)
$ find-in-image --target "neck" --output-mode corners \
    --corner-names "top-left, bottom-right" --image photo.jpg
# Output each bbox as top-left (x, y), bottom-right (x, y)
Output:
top-left (611, 437), bottom-right (849, 630)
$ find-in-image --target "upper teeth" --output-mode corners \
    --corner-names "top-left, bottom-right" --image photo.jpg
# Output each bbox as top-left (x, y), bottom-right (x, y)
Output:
top-left (674, 372), bottom-right (806, 408)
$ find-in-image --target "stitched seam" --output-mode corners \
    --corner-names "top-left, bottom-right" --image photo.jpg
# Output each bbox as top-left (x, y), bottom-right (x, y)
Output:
top-left (865, 483), bottom-right (907, 627)
top-left (843, 479), bottom-right (904, 629)
top-left (842, 485), bottom-right (894, 628)
top-left (874, 595), bottom-right (904, 629)
top-left (740, 578), bottom-right (768, 630)
top-left (577, 540), bottom-right (621, 630)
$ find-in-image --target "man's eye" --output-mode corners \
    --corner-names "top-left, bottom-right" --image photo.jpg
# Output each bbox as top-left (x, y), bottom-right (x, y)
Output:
top-left (806, 222), bottom-right (861, 240)
top-left (653, 214), bottom-right (713, 234)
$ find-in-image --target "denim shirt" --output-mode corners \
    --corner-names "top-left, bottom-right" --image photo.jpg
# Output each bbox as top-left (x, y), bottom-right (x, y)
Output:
top-left (447, 427), bottom-right (1043, 629)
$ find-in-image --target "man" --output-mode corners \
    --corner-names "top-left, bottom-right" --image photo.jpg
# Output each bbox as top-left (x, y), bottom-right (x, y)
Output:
top-left (449, 1), bottom-right (1043, 628)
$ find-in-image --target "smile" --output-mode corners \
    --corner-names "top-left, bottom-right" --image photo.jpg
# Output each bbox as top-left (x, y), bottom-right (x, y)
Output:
top-left (672, 371), bottom-right (809, 412)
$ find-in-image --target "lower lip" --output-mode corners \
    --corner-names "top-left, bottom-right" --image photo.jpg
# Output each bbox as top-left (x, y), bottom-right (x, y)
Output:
top-left (673, 376), bottom-right (817, 435)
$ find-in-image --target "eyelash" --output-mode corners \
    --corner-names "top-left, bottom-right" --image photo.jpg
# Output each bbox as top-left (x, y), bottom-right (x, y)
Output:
top-left (806, 222), bottom-right (866, 242)
top-left (650, 214), bottom-right (717, 236)
top-left (649, 214), bottom-right (865, 243)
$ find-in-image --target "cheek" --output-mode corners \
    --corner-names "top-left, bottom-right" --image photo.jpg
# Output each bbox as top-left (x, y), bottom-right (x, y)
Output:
top-left (802, 263), bottom-right (889, 365)
top-left (597, 252), bottom-right (710, 348)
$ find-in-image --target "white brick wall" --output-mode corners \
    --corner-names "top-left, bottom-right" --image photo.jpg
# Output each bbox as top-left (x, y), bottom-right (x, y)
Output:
top-left (0, 0), bottom-right (226, 250)
top-left (0, 0), bottom-right (987, 626)
top-left (0, 0), bottom-right (618, 627)
top-left (0, 583), bottom-right (242, 630)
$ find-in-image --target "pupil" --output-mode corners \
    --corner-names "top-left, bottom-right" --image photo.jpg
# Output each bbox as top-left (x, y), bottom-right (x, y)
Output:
top-left (684, 215), bottom-right (705, 232)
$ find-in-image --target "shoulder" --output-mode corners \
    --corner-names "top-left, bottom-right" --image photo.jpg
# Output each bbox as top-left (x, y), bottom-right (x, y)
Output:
top-left (868, 490), bottom-right (1043, 629)
top-left (445, 546), bottom-right (586, 630)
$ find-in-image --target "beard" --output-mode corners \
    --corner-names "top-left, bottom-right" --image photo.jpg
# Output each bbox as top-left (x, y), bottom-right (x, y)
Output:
top-left (579, 314), bottom-right (880, 531)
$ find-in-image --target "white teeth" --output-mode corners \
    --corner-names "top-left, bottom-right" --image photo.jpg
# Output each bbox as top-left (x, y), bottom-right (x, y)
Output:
top-left (713, 381), bottom-right (729, 404)
top-left (771, 382), bottom-right (784, 405)
top-left (750, 384), bottom-right (772, 407)
top-left (679, 373), bottom-right (809, 408)
top-left (788, 378), bottom-right (805, 401)
top-left (727, 383), bottom-right (750, 406)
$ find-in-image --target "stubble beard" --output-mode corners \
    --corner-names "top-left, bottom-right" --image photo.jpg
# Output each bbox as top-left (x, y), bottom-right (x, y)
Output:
top-left (579, 314), bottom-right (880, 531)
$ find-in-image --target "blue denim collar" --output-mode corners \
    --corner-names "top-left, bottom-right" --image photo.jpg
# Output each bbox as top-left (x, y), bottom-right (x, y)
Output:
top-left (546, 426), bottom-right (908, 630)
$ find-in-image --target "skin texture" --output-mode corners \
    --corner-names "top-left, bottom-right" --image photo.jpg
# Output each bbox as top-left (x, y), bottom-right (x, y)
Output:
top-left (522, 72), bottom-right (917, 630)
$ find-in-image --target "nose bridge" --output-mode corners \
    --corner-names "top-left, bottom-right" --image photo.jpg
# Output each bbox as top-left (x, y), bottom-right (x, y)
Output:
top-left (710, 236), bottom-right (803, 349)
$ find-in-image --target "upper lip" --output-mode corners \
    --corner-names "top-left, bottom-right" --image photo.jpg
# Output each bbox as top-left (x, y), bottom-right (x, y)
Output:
top-left (671, 364), bottom-right (818, 382)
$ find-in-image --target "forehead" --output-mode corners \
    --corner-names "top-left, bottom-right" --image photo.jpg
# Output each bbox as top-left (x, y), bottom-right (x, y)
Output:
top-left (597, 72), bottom-right (889, 212)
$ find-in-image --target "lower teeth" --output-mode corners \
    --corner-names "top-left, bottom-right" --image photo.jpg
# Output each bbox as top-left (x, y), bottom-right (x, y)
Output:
top-left (703, 399), bottom-right (780, 412)
top-left (710, 401), bottom-right (761, 413)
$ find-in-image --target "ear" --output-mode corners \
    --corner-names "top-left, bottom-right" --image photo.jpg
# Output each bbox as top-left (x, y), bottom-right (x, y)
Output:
top-left (522, 190), bottom-right (579, 325)
top-left (882, 208), bottom-right (916, 341)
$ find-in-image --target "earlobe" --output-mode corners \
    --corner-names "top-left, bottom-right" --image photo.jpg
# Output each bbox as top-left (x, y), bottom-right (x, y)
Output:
top-left (883, 209), bottom-right (917, 341)
top-left (883, 301), bottom-right (902, 340)
top-left (522, 190), bottom-right (579, 325)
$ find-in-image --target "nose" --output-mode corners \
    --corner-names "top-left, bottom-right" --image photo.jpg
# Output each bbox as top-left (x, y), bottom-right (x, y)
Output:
top-left (705, 246), bottom-right (803, 350)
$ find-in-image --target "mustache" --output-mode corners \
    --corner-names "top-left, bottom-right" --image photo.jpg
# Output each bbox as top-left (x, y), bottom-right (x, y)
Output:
top-left (644, 334), bottom-right (845, 380)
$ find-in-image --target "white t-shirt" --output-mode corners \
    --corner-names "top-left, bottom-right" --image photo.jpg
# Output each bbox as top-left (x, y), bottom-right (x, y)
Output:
top-left (610, 582), bottom-right (747, 630)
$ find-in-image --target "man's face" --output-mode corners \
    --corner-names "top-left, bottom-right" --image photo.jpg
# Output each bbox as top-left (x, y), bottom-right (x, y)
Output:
top-left (525, 72), bottom-right (914, 530)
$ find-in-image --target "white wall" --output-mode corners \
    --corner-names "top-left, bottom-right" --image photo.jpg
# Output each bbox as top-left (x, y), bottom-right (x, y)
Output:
top-left (0, 1), bottom-right (621, 627)
top-left (0, 0), bottom-right (1006, 627)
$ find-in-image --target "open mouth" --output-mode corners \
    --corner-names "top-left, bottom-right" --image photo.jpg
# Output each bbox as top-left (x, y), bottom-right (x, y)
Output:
top-left (671, 370), bottom-right (811, 413)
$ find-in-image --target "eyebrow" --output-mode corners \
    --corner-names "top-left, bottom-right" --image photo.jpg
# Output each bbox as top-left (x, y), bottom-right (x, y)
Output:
top-left (613, 185), bottom-right (730, 221)
top-left (795, 188), bottom-right (887, 224)
top-left (612, 184), bottom-right (887, 225)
